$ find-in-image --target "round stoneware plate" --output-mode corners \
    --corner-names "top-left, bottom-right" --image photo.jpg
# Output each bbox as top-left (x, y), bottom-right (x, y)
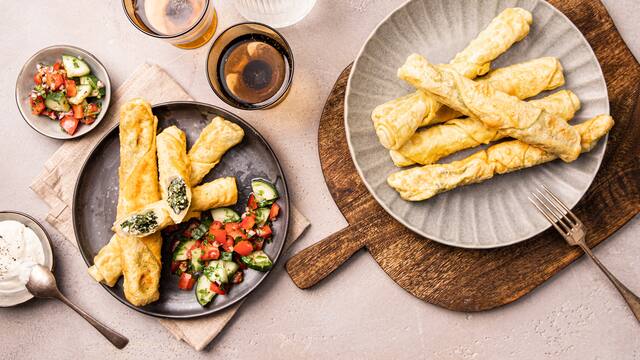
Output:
top-left (0, 211), bottom-right (54, 307)
top-left (73, 102), bottom-right (289, 318)
top-left (15, 45), bottom-right (111, 140)
top-left (345, 0), bottom-right (609, 248)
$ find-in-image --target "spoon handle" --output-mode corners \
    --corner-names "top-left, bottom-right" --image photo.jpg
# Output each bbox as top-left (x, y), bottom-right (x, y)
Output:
top-left (56, 292), bottom-right (129, 349)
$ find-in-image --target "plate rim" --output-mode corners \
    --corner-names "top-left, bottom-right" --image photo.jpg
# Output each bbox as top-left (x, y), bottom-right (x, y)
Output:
top-left (72, 100), bottom-right (290, 319)
top-left (344, 0), bottom-right (609, 249)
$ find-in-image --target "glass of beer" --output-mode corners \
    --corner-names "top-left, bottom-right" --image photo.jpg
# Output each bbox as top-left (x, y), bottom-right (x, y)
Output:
top-left (122, 0), bottom-right (218, 49)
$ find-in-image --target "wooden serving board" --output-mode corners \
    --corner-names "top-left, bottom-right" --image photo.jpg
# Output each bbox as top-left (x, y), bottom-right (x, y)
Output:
top-left (285, 0), bottom-right (640, 311)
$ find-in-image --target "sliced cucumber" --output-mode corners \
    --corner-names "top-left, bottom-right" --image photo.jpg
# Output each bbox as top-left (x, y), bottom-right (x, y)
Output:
top-left (62, 55), bottom-right (90, 77)
top-left (254, 208), bottom-right (270, 226)
top-left (189, 247), bottom-right (204, 272)
top-left (223, 261), bottom-right (239, 277)
top-left (241, 250), bottom-right (273, 272)
top-left (68, 84), bottom-right (92, 105)
top-left (195, 275), bottom-right (216, 306)
top-left (190, 223), bottom-right (209, 240)
top-left (80, 75), bottom-right (105, 99)
top-left (211, 208), bottom-right (240, 223)
top-left (90, 87), bottom-right (106, 99)
top-left (204, 261), bottom-right (228, 284)
top-left (251, 179), bottom-right (279, 206)
top-left (45, 92), bottom-right (70, 112)
top-left (173, 239), bottom-right (196, 261)
top-left (220, 251), bottom-right (233, 262)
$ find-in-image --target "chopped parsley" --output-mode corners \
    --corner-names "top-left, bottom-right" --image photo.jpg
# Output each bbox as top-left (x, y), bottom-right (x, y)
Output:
top-left (120, 210), bottom-right (158, 235)
top-left (167, 178), bottom-right (189, 215)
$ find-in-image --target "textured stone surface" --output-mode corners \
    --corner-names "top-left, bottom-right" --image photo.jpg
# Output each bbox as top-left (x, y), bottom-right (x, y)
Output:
top-left (0, 0), bottom-right (638, 358)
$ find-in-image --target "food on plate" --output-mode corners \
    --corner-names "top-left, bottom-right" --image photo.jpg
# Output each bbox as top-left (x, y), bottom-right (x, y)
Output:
top-left (0, 220), bottom-right (45, 293)
top-left (371, 7), bottom-right (533, 150)
top-left (29, 55), bottom-right (105, 135)
top-left (390, 90), bottom-right (581, 166)
top-left (157, 126), bottom-right (192, 223)
top-left (398, 54), bottom-right (581, 162)
top-left (164, 178), bottom-right (281, 306)
top-left (114, 177), bottom-right (238, 238)
top-left (88, 98), bottom-right (162, 306)
top-left (188, 116), bottom-right (245, 185)
top-left (387, 115), bottom-right (614, 201)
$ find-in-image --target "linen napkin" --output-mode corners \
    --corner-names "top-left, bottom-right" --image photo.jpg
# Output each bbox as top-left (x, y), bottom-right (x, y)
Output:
top-left (29, 63), bottom-right (310, 351)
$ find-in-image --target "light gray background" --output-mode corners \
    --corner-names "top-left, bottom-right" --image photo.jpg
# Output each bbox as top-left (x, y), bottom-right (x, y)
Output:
top-left (0, 0), bottom-right (638, 359)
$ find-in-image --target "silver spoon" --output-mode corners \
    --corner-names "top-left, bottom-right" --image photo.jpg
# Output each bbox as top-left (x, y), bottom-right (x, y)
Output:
top-left (25, 264), bottom-right (129, 349)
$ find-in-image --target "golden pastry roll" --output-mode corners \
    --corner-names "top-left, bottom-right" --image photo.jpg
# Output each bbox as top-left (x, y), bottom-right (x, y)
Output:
top-left (157, 126), bottom-right (192, 223)
top-left (189, 116), bottom-right (244, 186)
top-left (88, 98), bottom-right (162, 306)
top-left (113, 177), bottom-right (238, 238)
top-left (398, 54), bottom-right (581, 162)
top-left (387, 115), bottom-right (614, 201)
top-left (390, 90), bottom-right (580, 167)
top-left (372, 7), bottom-right (533, 150)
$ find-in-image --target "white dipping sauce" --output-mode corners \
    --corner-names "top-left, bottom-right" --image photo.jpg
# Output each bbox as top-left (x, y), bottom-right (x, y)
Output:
top-left (0, 220), bottom-right (45, 293)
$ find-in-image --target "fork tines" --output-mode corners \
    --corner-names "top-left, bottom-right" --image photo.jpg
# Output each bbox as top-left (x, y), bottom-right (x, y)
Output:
top-left (528, 185), bottom-right (582, 236)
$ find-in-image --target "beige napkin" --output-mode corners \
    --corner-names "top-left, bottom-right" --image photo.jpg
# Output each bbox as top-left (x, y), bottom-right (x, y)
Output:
top-left (29, 63), bottom-right (310, 351)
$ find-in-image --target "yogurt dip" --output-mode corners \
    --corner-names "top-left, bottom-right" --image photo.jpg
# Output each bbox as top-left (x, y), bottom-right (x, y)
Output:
top-left (0, 220), bottom-right (44, 293)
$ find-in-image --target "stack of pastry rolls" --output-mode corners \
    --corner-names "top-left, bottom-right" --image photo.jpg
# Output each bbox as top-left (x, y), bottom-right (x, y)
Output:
top-left (369, 7), bottom-right (614, 201)
top-left (88, 102), bottom-right (244, 306)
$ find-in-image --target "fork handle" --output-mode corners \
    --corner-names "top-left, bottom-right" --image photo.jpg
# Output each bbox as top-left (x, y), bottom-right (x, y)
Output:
top-left (578, 243), bottom-right (640, 322)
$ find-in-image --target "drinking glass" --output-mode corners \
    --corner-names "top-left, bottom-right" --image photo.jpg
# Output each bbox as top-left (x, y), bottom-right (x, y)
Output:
top-left (234, 0), bottom-right (316, 28)
top-left (122, 0), bottom-right (218, 49)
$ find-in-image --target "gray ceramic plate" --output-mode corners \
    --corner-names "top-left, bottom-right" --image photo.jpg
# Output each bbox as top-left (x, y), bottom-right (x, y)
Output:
top-left (15, 45), bottom-right (111, 140)
top-left (0, 211), bottom-right (54, 307)
top-left (345, 0), bottom-right (609, 248)
top-left (73, 102), bottom-right (289, 318)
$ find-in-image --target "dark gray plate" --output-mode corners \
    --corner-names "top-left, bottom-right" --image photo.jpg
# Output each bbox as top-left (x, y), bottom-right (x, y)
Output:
top-left (73, 101), bottom-right (289, 319)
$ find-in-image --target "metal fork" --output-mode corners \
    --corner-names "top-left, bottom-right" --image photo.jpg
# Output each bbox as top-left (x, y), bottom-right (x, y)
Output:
top-left (529, 185), bottom-right (640, 323)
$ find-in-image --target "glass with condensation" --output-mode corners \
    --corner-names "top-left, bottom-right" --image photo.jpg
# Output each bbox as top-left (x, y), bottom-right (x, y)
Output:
top-left (122, 0), bottom-right (218, 49)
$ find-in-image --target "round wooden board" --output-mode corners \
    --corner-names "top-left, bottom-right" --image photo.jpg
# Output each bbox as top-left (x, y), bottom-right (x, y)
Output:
top-left (286, 0), bottom-right (640, 311)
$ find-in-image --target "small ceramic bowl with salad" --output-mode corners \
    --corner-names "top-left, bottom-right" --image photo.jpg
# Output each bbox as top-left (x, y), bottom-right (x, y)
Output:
top-left (15, 45), bottom-right (111, 139)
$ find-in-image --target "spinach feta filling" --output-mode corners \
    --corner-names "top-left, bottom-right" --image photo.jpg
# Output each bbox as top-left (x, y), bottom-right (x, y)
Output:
top-left (167, 177), bottom-right (189, 215)
top-left (120, 210), bottom-right (159, 235)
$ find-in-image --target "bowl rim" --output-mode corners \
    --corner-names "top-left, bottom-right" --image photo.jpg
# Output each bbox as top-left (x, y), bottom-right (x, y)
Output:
top-left (0, 210), bottom-right (55, 307)
top-left (15, 44), bottom-right (112, 140)
top-left (343, 0), bottom-right (610, 249)
top-left (205, 21), bottom-right (295, 110)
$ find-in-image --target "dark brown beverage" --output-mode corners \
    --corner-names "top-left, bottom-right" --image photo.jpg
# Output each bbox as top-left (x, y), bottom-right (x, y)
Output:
top-left (218, 34), bottom-right (291, 106)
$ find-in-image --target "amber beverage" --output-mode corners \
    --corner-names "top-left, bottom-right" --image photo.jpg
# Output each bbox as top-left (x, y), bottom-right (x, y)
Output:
top-left (123, 0), bottom-right (218, 49)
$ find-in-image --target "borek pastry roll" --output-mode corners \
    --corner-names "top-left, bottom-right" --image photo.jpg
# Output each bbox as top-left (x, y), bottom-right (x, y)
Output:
top-left (372, 7), bottom-right (533, 150)
top-left (157, 126), bottom-right (192, 223)
top-left (189, 117), bottom-right (244, 186)
top-left (390, 90), bottom-right (580, 167)
top-left (387, 115), bottom-right (614, 201)
top-left (398, 54), bottom-right (581, 162)
top-left (114, 177), bottom-right (238, 238)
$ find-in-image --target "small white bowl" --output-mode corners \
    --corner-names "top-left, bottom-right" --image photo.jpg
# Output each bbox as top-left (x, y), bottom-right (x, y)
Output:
top-left (15, 45), bottom-right (111, 140)
top-left (0, 211), bottom-right (54, 307)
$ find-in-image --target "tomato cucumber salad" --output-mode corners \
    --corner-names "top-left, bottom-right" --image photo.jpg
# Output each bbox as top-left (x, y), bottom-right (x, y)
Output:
top-left (162, 179), bottom-right (281, 306)
top-left (29, 55), bottom-right (105, 136)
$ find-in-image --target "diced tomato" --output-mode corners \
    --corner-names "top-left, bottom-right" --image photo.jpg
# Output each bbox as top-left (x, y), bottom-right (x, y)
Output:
top-left (81, 116), bottom-right (95, 125)
top-left (72, 104), bottom-right (84, 119)
top-left (234, 240), bottom-right (253, 256)
top-left (222, 236), bottom-right (234, 252)
top-left (269, 203), bottom-right (280, 220)
top-left (209, 282), bottom-right (226, 295)
top-left (209, 220), bottom-right (223, 232)
top-left (30, 96), bottom-right (45, 115)
top-left (60, 116), bottom-right (79, 135)
top-left (65, 79), bottom-right (77, 97)
top-left (232, 271), bottom-right (244, 284)
top-left (33, 72), bottom-right (42, 85)
top-left (48, 73), bottom-right (64, 90)
top-left (42, 109), bottom-right (56, 119)
top-left (186, 240), bottom-right (202, 259)
top-left (86, 103), bottom-right (100, 115)
top-left (53, 60), bottom-right (62, 71)
top-left (247, 194), bottom-right (258, 210)
top-left (200, 245), bottom-right (220, 261)
top-left (225, 222), bottom-right (247, 241)
top-left (170, 261), bottom-right (180, 272)
top-left (257, 224), bottom-right (272, 238)
top-left (210, 229), bottom-right (227, 244)
top-left (240, 214), bottom-right (256, 230)
top-left (177, 273), bottom-right (196, 290)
